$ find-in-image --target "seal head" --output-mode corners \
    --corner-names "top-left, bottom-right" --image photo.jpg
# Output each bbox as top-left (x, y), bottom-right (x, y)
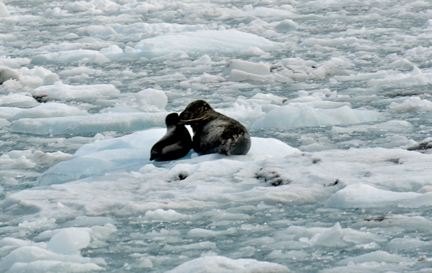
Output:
top-left (150, 113), bottom-right (192, 161)
top-left (180, 100), bottom-right (251, 156)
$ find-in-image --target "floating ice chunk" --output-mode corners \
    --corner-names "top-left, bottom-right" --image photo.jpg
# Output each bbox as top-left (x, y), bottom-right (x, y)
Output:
top-left (301, 37), bottom-right (360, 47)
top-left (19, 217), bottom-right (56, 231)
top-left (0, 246), bottom-right (95, 270)
top-left (0, 237), bottom-right (46, 250)
top-left (233, 93), bottom-right (287, 115)
top-left (325, 183), bottom-right (421, 208)
top-left (0, 154), bottom-right (35, 169)
top-left (332, 120), bottom-right (413, 134)
top-left (0, 118), bottom-right (10, 128)
top-left (251, 93), bottom-right (287, 106)
top-left (216, 104), bottom-right (264, 127)
top-left (422, 19), bottom-right (432, 29)
top-left (0, 34), bottom-right (16, 42)
top-left (0, 66), bottom-right (19, 84)
top-left (336, 250), bottom-right (413, 266)
top-left (91, 26), bottom-right (117, 38)
top-left (230, 69), bottom-right (274, 83)
top-left (36, 128), bottom-right (166, 185)
top-left (32, 151), bottom-right (73, 169)
top-left (58, 66), bottom-right (103, 77)
top-left (166, 256), bottom-right (290, 273)
top-left (144, 209), bottom-right (192, 222)
top-left (248, 7), bottom-right (296, 21)
top-left (251, 105), bottom-right (381, 129)
top-left (240, 47), bottom-right (267, 56)
top-left (272, 57), bottom-right (351, 82)
top-left (0, 149), bottom-right (71, 170)
top-left (368, 66), bottom-right (432, 87)
top-left (8, 260), bottom-right (103, 273)
top-left (222, 60), bottom-right (273, 83)
top-left (287, 223), bottom-right (385, 247)
top-left (33, 83), bottom-right (120, 102)
top-left (135, 88), bottom-right (167, 111)
top-left (247, 137), bottom-right (301, 158)
top-left (0, 2), bottom-right (10, 17)
top-left (388, 96), bottom-right (432, 113)
top-left (321, 262), bottom-right (408, 273)
top-left (223, 60), bottom-right (271, 77)
top-left (12, 102), bottom-right (88, 120)
top-left (36, 129), bottom-right (299, 185)
top-left (11, 112), bottom-right (166, 136)
top-left (31, 49), bottom-right (110, 65)
top-left (0, 93), bottom-right (38, 107)
top-left (99, 44), bottom-right (123, 56)
top-left (192, 55), bottom-right (212, 65)
top-left (275, 19), bottom-right (298, 32)
top-left (16, 66), bottom-right (60, 90)
top-left (47, 228), bottom-right (91, 255)
top-left (115, 22), bottom-right (206, 37)
top-left (134, 29), bottom-right (284, 58)
top-left (64, 216), bottom-right (116, 227)
top-left (44, 7), bottom-right (63, 18)
top-left (386, 237), bottom-right (432, 252)
top-left (65, 1), bottom-right (93, 12)
top-left (312, 223), bottom-right (344, 247)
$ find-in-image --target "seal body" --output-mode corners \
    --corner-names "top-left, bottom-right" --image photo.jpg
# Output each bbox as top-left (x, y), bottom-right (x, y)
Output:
top-left (150, 113), bottom-right (192, 161)
top-left (179, 100), bottom-right (251, 156)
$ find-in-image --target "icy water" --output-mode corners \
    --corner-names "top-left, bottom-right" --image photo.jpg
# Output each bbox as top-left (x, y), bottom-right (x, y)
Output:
top-left (2, 0), bottom-right (432, 272)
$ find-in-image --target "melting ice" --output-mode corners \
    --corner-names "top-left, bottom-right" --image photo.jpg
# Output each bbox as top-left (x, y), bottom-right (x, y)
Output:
top-left (2, 0), bottom-right (432, 272)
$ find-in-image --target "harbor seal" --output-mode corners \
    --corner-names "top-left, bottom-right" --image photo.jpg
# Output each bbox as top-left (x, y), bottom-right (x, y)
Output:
top-left (150, 113), bottom-right (192, 161)
top-left (179, 100), bottom-right (251, 156)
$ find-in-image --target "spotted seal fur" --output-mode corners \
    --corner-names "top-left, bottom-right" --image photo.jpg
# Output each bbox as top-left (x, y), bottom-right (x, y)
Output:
top-left (179, 100), bottom-right (251, 156)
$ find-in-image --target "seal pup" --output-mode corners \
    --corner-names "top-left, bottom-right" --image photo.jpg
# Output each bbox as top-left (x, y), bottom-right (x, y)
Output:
top-left (179, 100), bottom-right (251, 156)
top-left (150, 113), bottom-right (192, 161)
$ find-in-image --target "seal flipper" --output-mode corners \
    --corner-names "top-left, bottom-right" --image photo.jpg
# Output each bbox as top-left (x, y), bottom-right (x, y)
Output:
top-left (216, 139), bottom-right (232, 156)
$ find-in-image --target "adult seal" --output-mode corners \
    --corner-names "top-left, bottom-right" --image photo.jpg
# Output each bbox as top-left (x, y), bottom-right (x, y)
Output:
top-left (150, 113), bottom-right (192, 161)
top-left (179, 100), bottom-right (251, 156)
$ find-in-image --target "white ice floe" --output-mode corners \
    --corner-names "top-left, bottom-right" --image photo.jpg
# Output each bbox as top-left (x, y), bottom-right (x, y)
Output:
top-left (388, 96), bottom-right (432, 113)
top-left (33, 83), bottom-right (120, 102)
top-left (0, 66), bottom-right (19, 84)
top-left (0, 102), bottom-right (88, 121)
top-left (134, 29), bottom-right (284, 58)
top-left (31, 49), bottom-right (110, 65)
top-left (0, 92), bottom-right (39, 108)
top-left (30, 29), bottom-right (284, 64)
top-left (166, 256), bottom-right (290, 273)
top-left (251, 104), bottom-right (381, 129)
top-left (11, 112), bottom-right (166, 136)
top-left (0, 224), bottom-right (114, 272)
top-left (0, 2), bottom-right (10, 17)
top-left (47, 228), bottom-right (90, 255)
top-left (36, 128), bottom-right (301, 185)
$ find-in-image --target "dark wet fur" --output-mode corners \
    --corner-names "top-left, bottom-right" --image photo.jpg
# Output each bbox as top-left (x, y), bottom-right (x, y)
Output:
top-left (179, 100), bottom-right (251, 156)
top-left (150, 113), bottom-right (192, 161)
